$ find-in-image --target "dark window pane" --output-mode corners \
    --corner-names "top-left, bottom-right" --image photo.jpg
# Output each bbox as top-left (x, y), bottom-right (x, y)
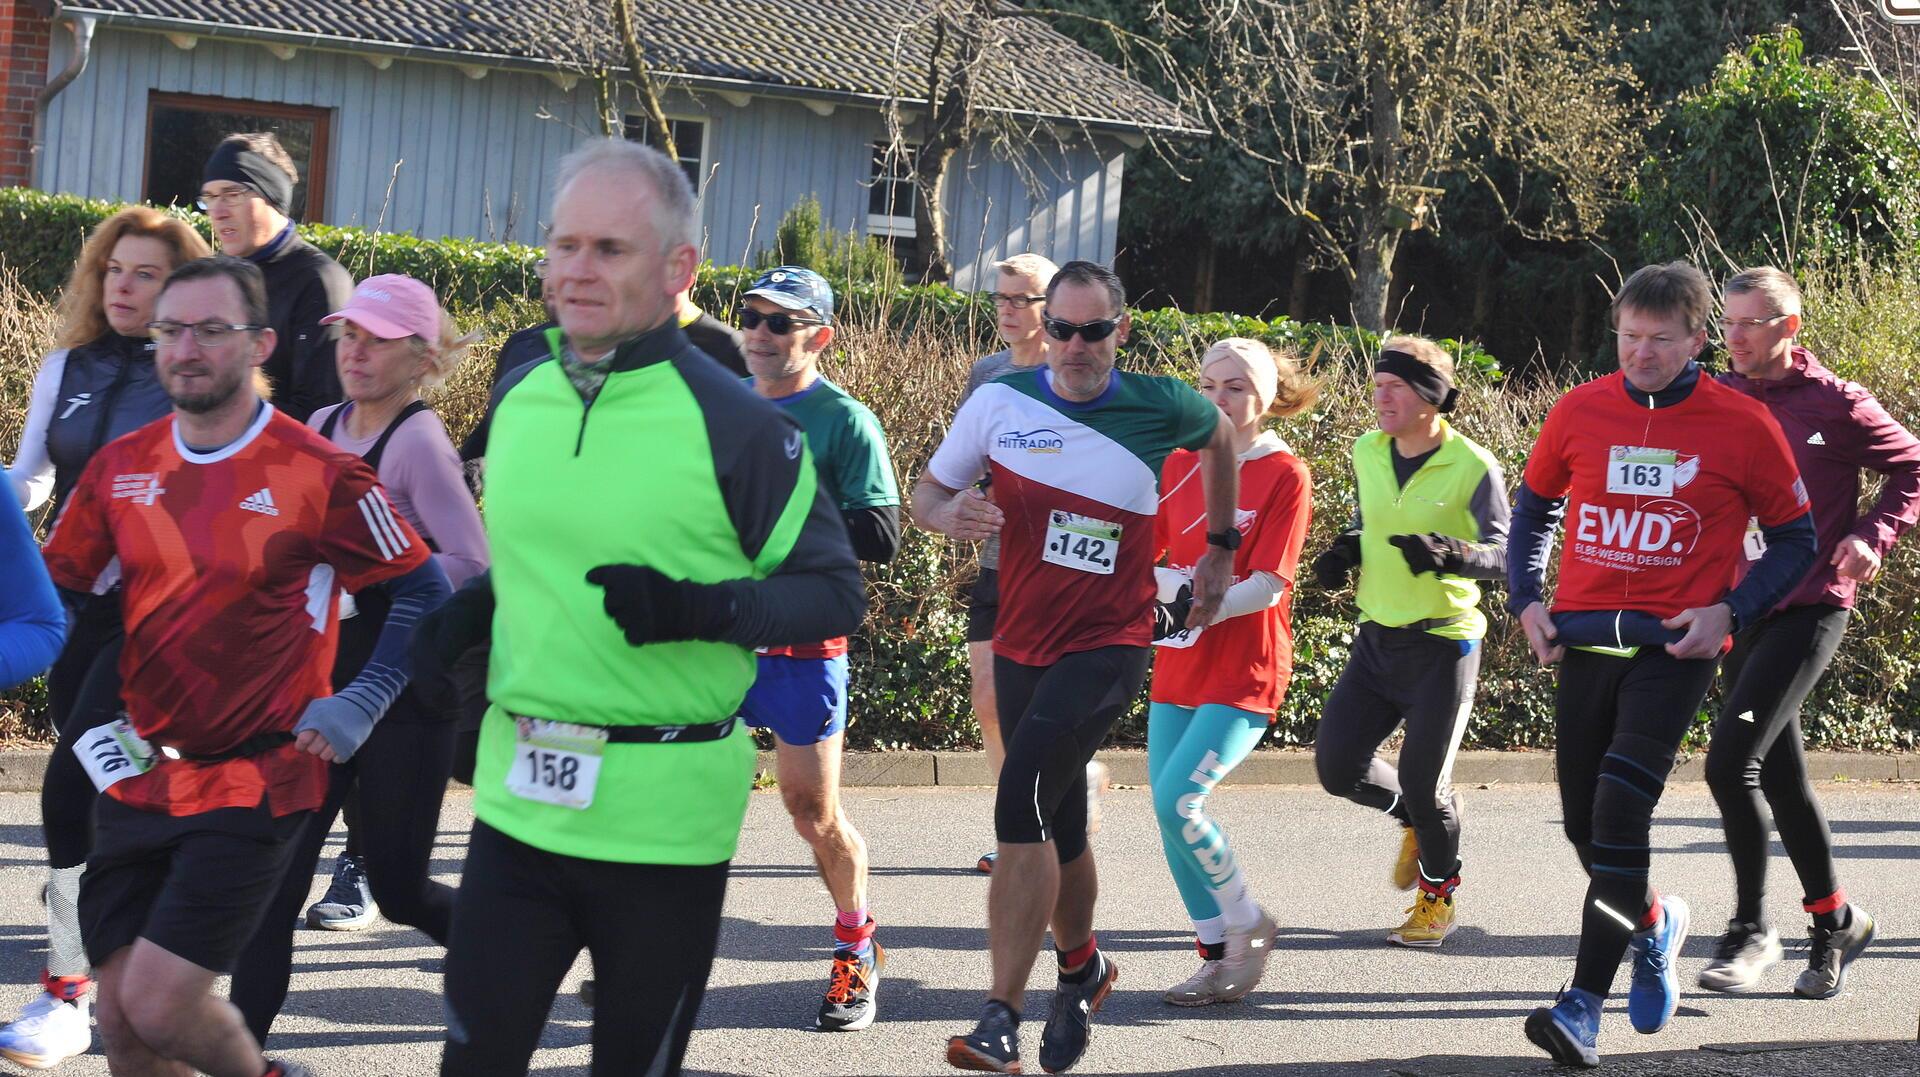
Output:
top-left (146, 103), bottom-right (318, 220)
top-left (673, 120), bottom-right (703, 158)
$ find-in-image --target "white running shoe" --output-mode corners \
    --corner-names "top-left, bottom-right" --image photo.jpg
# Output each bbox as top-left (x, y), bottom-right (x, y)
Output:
top-left (0, 991), bottom-right (92, 1069)
top-left (1215, 906), bottom-right (1279, 1001)
top-left (1163, 960), bottom-right (1230, 1006)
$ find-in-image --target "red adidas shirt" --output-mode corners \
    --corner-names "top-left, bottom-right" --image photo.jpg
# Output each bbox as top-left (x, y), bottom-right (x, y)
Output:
top-left (43, 406), bottom-right (429, 817)
top-left (1151, 442), bottom-right (1312, 715)
top-left (1524, 371), bottom-right (1807, 619)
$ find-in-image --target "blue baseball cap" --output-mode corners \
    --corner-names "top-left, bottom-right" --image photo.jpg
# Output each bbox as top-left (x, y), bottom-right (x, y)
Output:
top-left (743, 266), bottom-right (834, 324)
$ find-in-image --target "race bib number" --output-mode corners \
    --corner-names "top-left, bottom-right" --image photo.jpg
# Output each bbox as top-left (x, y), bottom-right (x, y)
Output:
top-left (505, 717), bottom-right (607, 810)
top-left (1156, 621), bottom-right (1205, 650)
top-left (73, 718), bottom-right (157, 793)
top-left (1607, 447), bottom-right (1677, 497)
top-left (1743, 515), bottom-right (1767, 561)
top-left (1153, 565), bottom-right (1204, 649)
top-left (1043, 511), bottom-right (1121, 575)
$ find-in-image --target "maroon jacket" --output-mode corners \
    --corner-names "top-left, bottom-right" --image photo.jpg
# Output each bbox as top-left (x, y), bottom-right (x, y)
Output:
top-left (1719, 345), bottom-right (1920, 611)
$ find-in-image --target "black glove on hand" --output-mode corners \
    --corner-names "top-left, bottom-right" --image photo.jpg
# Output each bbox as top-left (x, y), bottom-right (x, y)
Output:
top-left (412, 574), bottom-right (495, 677)
top-left (1152, 584), bottom-right (1194, 641)
top-left (1311, 531), bottom-right (1362, 589)
top-left (1389, 532), bottom-right (1467, 576)
top-left (585, 564), bottom-right (736, 646)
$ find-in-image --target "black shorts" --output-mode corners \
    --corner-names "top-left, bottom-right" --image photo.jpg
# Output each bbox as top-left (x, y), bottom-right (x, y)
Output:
top-left (80, 796), bottom-right (307, 973)
top-left (966, 567), bottom-right (999, 644)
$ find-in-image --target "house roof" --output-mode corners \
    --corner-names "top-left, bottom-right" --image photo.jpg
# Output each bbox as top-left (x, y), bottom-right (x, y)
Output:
top-left (58, 0), bottom-right (1202, 136)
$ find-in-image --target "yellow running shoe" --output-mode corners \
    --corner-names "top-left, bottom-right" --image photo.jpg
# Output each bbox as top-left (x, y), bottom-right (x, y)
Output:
top-left (1388, 891), bottom-right (1457, 949)
top-left (1390, 826), bottom-right (1420, 891)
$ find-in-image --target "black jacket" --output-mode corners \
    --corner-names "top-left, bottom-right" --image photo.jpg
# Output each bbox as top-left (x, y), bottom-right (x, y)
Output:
top-left (255, 232), bottom-right (354, 422)
top-left (44, 333), bottom-right (172, 509)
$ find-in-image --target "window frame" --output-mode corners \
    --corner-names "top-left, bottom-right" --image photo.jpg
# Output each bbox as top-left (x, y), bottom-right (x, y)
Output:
top-left (867, 140), bottom-right (922, 238)
top-left (622, 113), bottom-right (712, 197)
top-left (142, 91), bottom-right (333, 222)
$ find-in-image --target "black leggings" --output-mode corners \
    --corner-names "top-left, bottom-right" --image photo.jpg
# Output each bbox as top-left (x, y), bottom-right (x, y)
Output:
top-left (992, 646), bottom-right (1149, 864)
top-left (441, 821), bottom-right (729, 1076)
top-left (1707, 603), bottom-right (1850, 925)
top-left (229, 706), bottom-right (456, 1045)
top-left (1314, 622), bottom-right (1480, 884)
top-left (43, 596), bottom-right (125, 870)
top-left (1554, 646), bottom-right (1718, 998)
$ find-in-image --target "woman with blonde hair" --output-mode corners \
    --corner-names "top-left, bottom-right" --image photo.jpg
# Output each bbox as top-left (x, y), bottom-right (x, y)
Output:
top-left (1147, 337), bottom-right (1316, 1005)
top-left (229, 274), bottom-right (488, 1044)
top-left (0, 206), bottom-right (208, 1069)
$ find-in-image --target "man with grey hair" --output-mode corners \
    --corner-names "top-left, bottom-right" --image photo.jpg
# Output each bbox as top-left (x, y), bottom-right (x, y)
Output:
top-left (418, 137), bottom-right (865, 1074)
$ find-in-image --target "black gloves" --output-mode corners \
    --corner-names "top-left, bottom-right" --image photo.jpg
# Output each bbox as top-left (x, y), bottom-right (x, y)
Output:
top-left (585, 564), bottom-right (737, 646)
top-left (1311, 531), bottom-right (1362, 589)
top-left (1152, 583), bottom-right (1194, 641)
top-left (412, 573), bottom-right (495, 677)
top-left (1389, 532), bottom-right (1468, 576)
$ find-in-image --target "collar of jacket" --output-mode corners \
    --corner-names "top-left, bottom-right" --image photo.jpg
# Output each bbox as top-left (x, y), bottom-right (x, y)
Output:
top-left (1622, 359), bottom-right (1700, 408)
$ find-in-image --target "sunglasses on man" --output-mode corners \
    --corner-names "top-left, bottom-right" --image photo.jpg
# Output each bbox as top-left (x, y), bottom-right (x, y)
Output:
top-left (1042, 314), bottom-right (1122, 343)
top-left (736, 308), bottom-right (826, 335)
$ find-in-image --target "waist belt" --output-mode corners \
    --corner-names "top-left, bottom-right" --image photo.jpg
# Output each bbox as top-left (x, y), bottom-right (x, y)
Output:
top-left (515, 714), bottom-right (739, 744)
top-left (168, 731), bottom-right (296, 763)
top-left (1377, 613), bottom-right (1466, 633)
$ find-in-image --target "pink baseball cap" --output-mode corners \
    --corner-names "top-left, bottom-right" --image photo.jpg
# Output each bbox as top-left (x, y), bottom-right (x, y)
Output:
top-left (320, 274), bottom-right (442, 340)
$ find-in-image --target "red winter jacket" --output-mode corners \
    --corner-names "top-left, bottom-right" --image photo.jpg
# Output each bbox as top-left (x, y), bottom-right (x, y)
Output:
top-left (1719, 346), bottom-right (1920, 611)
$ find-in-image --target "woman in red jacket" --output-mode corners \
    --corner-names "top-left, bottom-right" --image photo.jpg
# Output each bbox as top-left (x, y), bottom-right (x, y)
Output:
top-left (1148, 338), bottom-right (1315, 1007)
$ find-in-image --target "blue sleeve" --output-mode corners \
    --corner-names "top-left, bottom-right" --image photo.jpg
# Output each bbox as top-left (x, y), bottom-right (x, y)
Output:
top-left (1724, 512), bottom-right (1817, 629)
top-left (1505, 480), bottom-right (1565, 614)
top-left (300, 558), bottom-right (452, 759)
top-left (0, 480), bottom-right (65, 690)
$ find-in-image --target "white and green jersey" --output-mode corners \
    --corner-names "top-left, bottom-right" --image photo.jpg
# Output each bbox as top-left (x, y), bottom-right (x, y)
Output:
top-left (927, 367), bottom-right (1218, 664)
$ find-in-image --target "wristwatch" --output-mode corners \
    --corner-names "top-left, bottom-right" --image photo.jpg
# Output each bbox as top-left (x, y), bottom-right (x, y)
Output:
top-left (1206, 530), bottom-right (1242, 551)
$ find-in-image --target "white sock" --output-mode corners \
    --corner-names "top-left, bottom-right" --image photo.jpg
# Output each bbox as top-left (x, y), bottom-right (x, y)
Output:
top-left (1191, 915), bottom-right (1226, 948)
top-left (1215, 869), bottom-right (1262, 933)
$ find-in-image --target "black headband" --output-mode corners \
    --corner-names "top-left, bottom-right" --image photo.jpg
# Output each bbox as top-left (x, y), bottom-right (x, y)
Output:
top-left (1375, 349), bottom-right (1459, 413)
top-left (202, 141), bottom-right (294, 216)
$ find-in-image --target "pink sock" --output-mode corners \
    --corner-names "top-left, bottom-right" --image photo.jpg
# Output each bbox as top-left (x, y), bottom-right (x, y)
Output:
top-left (833, 907), bottom-right (873, 956)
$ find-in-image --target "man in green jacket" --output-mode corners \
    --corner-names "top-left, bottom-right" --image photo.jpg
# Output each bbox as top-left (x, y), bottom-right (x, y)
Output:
top-left (417, 139), bottom-right (865, 1076)
top-left (1310, 335), bottom-right (1509, 950)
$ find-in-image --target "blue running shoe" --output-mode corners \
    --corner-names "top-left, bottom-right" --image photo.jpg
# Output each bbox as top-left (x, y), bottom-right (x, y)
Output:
top-left (1627, 894), bottom-right (1689, 1034)
top-left (947, 1000), bottom-right (1022, 1072)
top-left (1524, 988), bottom-right (1601, 1068)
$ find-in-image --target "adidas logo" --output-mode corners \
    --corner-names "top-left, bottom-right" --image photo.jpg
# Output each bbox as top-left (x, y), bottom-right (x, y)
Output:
top-left (1807, 431), bottom-right (1825, 445)
top-left (239, 488), bottom-right (279, 516)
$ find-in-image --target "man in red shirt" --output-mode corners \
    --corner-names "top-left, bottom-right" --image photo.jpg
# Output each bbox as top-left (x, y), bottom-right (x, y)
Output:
top-left (1508, 262), bottom-right (1817, 1068)
top-left (41, 256), bottom-right (446, 1077)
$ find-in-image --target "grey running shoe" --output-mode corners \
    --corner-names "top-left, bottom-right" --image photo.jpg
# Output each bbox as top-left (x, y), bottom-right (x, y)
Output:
top-left (1162, 960), bottom-right (1228, 1007)
top-left (1215, 906), bottom-right (1278, 1000)
top-left (946, 1000), bottom-right (1022, 1073)
top-left (1794, 905), bottom-right (1875, 999)
top-left (1038, 950), bottom-right (1117, 1074)
top-left (1697, 920), bottom-right (1782, 993)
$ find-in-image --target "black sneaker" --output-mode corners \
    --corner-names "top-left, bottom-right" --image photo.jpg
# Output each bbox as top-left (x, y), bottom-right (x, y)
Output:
top-left (305, 853), bottom-right (376, 930)
top-left (1038, 950), bottom-right (1118, 1074)
top-left (817, 942), bottom-right (885, 1031)
top-left (1794, 905), bottom-right (1875, 999)
top-left (947, 1000), bottom-right (1021, 1072)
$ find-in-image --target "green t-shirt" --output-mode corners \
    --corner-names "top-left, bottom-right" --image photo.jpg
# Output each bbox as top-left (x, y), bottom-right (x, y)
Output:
top-left (761, 376), bottom-right (900, 511)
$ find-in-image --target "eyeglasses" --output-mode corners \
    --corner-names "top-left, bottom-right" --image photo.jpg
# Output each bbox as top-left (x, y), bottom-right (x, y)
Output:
top-left (1717, 314), bottom-right (1790, 331)
top-left (194, 188), bottom-right (254, 211)
top-left (1042, 314), bottom-right (1121, 343)
top-left (988, 292), bottom-right (1046, 309)
top-left (737, 308), bottom-right (824, 334)
top-left (147, 320), bottom-right (265, 346)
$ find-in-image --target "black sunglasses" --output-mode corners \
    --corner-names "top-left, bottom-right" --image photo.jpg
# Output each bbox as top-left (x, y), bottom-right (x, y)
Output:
top-left (1042, 314), bottom-right (1121, 343)
top-left (737, 308), bottom-right (824, 335)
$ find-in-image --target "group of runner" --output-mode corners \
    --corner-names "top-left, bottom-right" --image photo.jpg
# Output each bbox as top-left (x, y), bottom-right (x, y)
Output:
top-left (0, 128), bottom-right (1910, 1077)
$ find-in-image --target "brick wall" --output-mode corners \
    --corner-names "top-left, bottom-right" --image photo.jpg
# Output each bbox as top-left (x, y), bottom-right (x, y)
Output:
top-left (0, 1), bottom-right (52, 188)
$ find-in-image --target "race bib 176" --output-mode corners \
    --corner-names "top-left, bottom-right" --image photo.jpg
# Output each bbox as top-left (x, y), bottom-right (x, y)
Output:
top-left (74, 718), bottom-right (157, 793)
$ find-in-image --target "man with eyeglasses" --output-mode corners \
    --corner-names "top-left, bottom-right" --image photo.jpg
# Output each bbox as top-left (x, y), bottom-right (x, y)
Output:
top-left (914, 259), bottom-right (1239, 1074)
top-left (39, 254), bottom-right (447, 1077)
top-left (1510, 261), bottom-right (1817, 1067)
top-left (1694, 267), bottom-right (1919, 999)
top-left (729, 265), bottom-right (900, 1031)
top-left (198, 133), bottom-right (352, 422)
top-left (412, 140), bottom-right (864, 1075)
top-left (958, 253), bottom-right (1058, 876)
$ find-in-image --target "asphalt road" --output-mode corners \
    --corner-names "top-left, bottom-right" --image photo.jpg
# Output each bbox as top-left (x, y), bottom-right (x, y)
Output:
top-left (0, 782), bottom-right (1914, 1075)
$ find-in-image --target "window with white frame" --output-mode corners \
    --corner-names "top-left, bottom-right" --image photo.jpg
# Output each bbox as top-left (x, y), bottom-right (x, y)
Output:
top-left (867, 141), bottom-right (923, 238)
top-left (623, 115), bottom-right (709, 193)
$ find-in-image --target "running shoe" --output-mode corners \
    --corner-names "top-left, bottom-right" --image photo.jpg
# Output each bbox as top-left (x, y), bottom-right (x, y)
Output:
top-left (1524, 987), bottom-right (1601, 1069)
top-left (306, 853), bottom-right (377, 931)
top-left (1794, 905), bottom-right (1875, 1000)
top-left (1626, 894), bottom-right (1689, 1034)
top-left (1216, 906), bottom-right (1278, 1000)
top-left (0, 991), bottom-right (91, 1069)
top-left (817, 941), bottom-right (886, 1031)
top-left (1696, 920), bottom-right (1781, 993)
top-left (1388, 890), bottom-right (1457, 949)
top-left (265, 1061), bottom-right (316, 1077)
top-left (1038, 950), bottom-right (1117, 1074)
top-left (1162, 960), bottom-right (1228, 1007)
top-left (1389, 827), bottom-right (1420, 892)
top-left (977, 850), bottom-right (997, 874)
top-left (946, 1000), bottom-right (1022, 1073)
top-left (1084, 761), bottom-right (1110, 836)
